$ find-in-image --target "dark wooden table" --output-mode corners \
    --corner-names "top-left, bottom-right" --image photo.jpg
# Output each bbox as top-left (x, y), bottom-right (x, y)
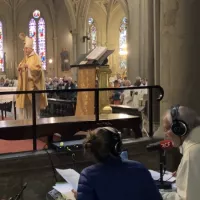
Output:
top-left (41, 98), bottom-right (76, 117)
top-left (110, 104), bottom-right (143, 117)
top-left (0, 113), bottom-right (142, 141)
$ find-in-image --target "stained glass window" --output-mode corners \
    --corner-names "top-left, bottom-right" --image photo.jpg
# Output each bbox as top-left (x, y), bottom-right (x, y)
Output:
top-left (29, 19), bottom-right (37, 52)
top-left (38, 18), bottom-right (46, 69)
top-left (119, 17), bottom-right (128, 69)
top-left (33, 10), bottom-right (40, 19)
top-left (28, 10), bottom-right (46, 70)
top-left (88, 18), bottom-right (97, 50)
top-left (0, 21), bottom-right (4, 72)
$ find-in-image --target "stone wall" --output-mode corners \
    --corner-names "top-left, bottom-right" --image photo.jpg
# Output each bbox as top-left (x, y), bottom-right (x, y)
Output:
top-left (0, 137), bottom-right (181, 200)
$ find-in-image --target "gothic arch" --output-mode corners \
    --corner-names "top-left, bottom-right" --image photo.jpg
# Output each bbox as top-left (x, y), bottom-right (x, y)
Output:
top-left (118, 0), bottom-right (129, 16)
top-left (64, 0), bottom-right (77, 31)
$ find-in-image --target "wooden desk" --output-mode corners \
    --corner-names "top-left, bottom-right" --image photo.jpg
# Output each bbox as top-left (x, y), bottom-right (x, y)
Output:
top-left (0, 114), bottom-right (142, 141)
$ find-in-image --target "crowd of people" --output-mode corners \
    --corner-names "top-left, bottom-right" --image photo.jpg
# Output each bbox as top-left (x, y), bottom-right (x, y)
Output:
top-left (45, 76), bottom-right (77, 100)
top-left (43, 74), bottom-right (148, 108)
top-left (0, 77), bottom-right (17, 87)
top-left (109, 74), bottom-right (148, 108)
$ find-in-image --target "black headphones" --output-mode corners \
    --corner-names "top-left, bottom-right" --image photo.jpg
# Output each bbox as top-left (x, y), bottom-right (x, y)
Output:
top-left (170, 105), bottom-right (188, 136)
top-left (102, 127), bottom-right (122, 156)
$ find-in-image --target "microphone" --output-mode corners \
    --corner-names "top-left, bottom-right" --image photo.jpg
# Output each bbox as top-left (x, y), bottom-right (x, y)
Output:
top-left (146, 140), bottom-right (173, 152)
top-left (9, 182), bottom-right (28, 200)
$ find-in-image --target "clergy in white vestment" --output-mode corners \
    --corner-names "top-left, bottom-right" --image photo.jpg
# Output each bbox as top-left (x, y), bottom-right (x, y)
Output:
top-left (161, 106), bottom-right (200, 200)
top-left (121, 80), bottom-right (133, 106)
top-left (132, 77), bottom-right (143, 108)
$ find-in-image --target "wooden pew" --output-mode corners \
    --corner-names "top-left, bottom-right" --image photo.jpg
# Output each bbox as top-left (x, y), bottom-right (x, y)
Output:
top-left (0, 114), bottom-right (142, 141)
top-left (110, 104), bottom-right (143, 118)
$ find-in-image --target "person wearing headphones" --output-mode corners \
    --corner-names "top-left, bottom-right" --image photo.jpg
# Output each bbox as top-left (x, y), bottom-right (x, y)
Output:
top-left (162, 105), bottom-right (200, 200)
top-left (72, 127), bottom-right (162, 200)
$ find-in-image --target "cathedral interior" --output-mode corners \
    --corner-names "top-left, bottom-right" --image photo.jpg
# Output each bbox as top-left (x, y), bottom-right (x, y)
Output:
top-left (0, 0), bottom-right (200, 199)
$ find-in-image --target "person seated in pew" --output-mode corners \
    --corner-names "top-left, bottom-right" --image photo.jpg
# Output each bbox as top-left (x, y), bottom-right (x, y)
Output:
top-left (72, 127), bottom-right (162, 200)
top-left (161, 105), bottom-right (200, 200)
top-left (110, 80), bottom-right (123, 105)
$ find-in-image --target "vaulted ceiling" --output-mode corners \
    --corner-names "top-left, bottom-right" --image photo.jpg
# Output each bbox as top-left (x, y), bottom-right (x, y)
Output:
top-left (93, 0), bottom-right (120, 14)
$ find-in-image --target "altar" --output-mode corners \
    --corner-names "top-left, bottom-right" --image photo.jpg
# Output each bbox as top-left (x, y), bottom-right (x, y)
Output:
top-left (0, 87), bottom-right (16, 103)
top-left (0, 87), bottom-right (17, 119)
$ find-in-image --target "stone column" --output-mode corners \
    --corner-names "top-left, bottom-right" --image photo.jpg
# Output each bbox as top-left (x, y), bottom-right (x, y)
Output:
top-left (155, 0), bottom-right (200, 137)
top-left (71, 32), bottom-right (78, 81)
top-left (153, 0), bottom-right (160, 85)
top-left (53, 37), bottom-right (58, 77)
top-left (13, 7), bottom-right (17, 79)
top-left (160, 0), bottom-right (200, 115)
top-left (144, 0), bottom-right (160, 130)
top-left (127, 0), bottom-right (140, 82)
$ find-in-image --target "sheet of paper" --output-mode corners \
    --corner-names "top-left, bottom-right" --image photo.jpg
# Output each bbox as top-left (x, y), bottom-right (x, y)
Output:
top-left (56, 168), bottom-right (80, 190)
top-left (53, 183), bottom-right (73, 195)
top-left (86, 46), bottom-right (107, 60)
top-left (65, 191), bottom-right (76, 200)
top-left (149, 170), bottom-right (176, 182)
top-left (53, 183), bottom-right (76, 200)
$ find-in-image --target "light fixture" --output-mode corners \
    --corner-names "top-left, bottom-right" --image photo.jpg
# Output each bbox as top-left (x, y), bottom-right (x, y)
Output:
top-left (83, 36), bottom-right (90, 42)
top-left (49, 59), bottom-right (53, 64)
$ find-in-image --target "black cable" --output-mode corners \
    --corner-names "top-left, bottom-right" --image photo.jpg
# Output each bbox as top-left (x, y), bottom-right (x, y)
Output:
top-left (66, 146), bottom-right (77, 170)
top-left (72, 152), bottom-right (76, 170)
top-left (43, 144), bottom-right (58, 183)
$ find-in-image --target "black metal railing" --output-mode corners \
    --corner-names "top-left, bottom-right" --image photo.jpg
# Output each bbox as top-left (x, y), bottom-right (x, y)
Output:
top-left (0, 85), bottom-right (164, 151)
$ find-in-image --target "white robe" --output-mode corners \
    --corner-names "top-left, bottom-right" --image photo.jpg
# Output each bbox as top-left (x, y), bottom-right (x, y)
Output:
top-left (161, 126), bottom-right (200, 200)
top-left (122, 89), bottom-right (133, 107)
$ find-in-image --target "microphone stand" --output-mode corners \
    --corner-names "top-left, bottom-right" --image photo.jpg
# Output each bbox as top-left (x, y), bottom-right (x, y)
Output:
top-left (155, 150), bottom-right (172, 190)
top-left (9, 183), bottom-right (27, 200)
top-left (66, 146), bottom-right (76, 170)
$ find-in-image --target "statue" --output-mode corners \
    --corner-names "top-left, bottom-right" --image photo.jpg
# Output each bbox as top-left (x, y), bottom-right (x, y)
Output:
top-left (60, 48), bottom-right (70, 71)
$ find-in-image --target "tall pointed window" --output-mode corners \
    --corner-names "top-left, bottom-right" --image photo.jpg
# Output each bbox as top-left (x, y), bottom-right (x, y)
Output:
top-left (88, 17), bottom-right (97, 50)
top-left (29, 10), bottom-right (46, 70)
top-left (119, 17), bottom-right (128, 69)
top-left (0, 21), bottom-right (4, 72)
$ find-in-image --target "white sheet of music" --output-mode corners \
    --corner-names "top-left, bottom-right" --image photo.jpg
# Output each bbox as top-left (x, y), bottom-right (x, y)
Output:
top-left (53, 183), bottom-right (75, 200)
top-left (56, 168), bottom-right (80, 190)
top-left (86, 46), bottom-right (107, 60)
top-left (149, 170), bottom-right (176, 182)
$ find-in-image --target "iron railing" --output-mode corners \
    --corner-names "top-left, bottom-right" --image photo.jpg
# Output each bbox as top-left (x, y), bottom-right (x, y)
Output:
top-left (0, 85), bottom-right (164, 151)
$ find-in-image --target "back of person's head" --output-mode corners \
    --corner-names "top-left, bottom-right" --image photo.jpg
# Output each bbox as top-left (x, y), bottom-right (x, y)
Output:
top-left (83, 127), bottom-right (122, 162)
top-left (114, 80), bottom-right (120, 87)
top-left (165, 106), bottom-right (200, 133)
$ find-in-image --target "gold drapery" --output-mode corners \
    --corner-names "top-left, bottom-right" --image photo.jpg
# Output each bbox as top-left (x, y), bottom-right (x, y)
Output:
top-left (75, 67), bottom-right (96, 116)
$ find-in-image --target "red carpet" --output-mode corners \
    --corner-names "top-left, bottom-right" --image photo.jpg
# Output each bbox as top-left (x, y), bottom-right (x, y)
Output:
top-left (0, 118), bottom-right (61, 154)
top-left (0, 139), bottom-right (46, 154)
